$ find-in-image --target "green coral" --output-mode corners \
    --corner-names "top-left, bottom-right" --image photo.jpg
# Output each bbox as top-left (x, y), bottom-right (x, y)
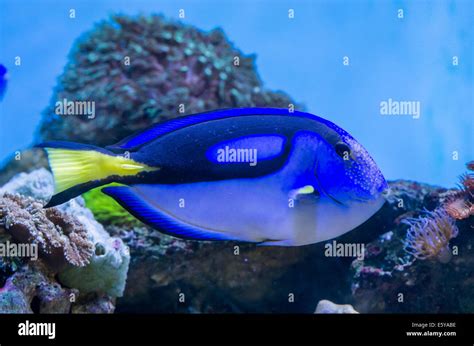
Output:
top-left (82, 183), bottom-right (143, 227)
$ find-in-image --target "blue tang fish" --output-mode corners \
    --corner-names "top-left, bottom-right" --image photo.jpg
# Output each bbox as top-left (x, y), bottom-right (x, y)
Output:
top-left (38, 108), bottom-right (387, 246)
top-left (0, 64), bottom-right (8, 101)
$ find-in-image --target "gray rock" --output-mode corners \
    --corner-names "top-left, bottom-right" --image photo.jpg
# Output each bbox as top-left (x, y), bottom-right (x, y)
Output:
top-left (315, 300), bottom-right (359, 314)
top-left (0, 167), bottom-right (53, 202)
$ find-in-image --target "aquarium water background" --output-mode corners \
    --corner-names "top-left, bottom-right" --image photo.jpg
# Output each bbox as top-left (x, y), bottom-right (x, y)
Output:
top-left (0, 0), bottom-right (473, 315)
top-left (0, 0), bottom-right (472, 188)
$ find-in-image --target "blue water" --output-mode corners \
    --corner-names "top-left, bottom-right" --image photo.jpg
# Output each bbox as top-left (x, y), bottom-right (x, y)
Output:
top-left (0, 0), bottom-right (472, 187)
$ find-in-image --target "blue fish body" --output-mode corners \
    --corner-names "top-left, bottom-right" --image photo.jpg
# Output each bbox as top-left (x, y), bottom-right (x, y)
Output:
top-left (0, 64), bottom-right (7, 101)
top-left (38, 108), bottom-right (387, 246)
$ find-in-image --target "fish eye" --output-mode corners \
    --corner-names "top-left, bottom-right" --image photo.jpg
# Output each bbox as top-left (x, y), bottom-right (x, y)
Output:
top-left (335, 141), bottom-right (351, 159)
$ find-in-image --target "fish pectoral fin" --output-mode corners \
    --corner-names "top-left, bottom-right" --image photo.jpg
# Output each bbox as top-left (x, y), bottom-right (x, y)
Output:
top-left (289, 185), bottom-right (318, 200)
top-left (101, 185), bottom-right (237, 241)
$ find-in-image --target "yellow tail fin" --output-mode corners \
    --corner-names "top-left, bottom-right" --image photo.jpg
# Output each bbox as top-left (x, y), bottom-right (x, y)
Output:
top-left (45, 148), bottom-right (158, 194)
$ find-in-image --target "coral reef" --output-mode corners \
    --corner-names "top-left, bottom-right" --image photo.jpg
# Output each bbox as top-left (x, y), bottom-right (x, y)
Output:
top-left (0, 169), bottom-right (131, 296)
top-left (38, 14), bottom-right (300, 147)
top-left (112, 224), bottom-right (324, 312)
top-left (0, 263), bottom-right (78, 313)
top-left (350, 171), bottom-right (473, 313)
top-left (0, 263), bottom-right (115, 314)
top-left (350, 220), bottom-right (474, 313)
top-left (0, 169), bottom-right (130, 311)
top-left (0, 193), bottom-right (94, 271)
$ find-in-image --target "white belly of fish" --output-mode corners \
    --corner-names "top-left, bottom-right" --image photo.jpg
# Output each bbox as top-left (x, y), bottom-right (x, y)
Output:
top-left (133, 175), bottom-right (385, 246)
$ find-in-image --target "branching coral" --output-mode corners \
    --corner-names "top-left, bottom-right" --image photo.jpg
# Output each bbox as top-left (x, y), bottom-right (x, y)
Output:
top-left (403, 209), bottom-right (458, 263)
top-left (0, 193), bottom-right (94, 271)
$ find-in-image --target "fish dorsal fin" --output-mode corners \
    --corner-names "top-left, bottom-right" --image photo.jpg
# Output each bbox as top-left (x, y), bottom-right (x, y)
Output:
top-left (107, 108), bottom-right (321, 152)
top-left (101, 185), bottom-right (238, 241)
